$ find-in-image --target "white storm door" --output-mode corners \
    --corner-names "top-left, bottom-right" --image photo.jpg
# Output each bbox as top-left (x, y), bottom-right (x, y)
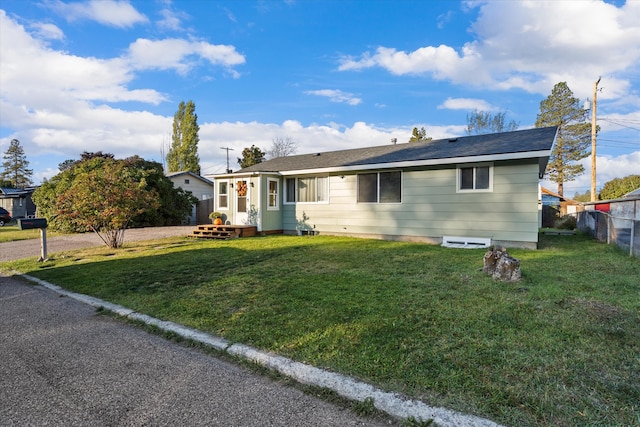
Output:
top-left (235, 179), bottom-right (249, 224)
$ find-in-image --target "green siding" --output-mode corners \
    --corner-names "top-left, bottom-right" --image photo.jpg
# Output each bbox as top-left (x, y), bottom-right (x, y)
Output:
top-left (282, 160), bottom-right (541, 245)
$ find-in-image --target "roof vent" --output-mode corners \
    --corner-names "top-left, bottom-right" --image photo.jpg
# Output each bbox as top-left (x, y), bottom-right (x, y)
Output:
top-left (448, 138), bottom-right (458, 143)
top-left (314, 153), bottom-right (321, 156)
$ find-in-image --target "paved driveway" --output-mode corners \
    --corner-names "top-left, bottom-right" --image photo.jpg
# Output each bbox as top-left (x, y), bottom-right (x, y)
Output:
top-left (0, 275), bottom-right (393, 426)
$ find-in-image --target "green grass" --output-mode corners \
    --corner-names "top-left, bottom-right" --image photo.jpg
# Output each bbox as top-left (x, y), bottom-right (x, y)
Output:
top-left (3, 233), bottom-right (639, 427)
top-left (0, 223), bottom-right (62, 242)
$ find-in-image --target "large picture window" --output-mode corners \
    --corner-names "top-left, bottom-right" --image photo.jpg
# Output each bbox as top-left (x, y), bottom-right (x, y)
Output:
top-left (218, 181), bottom-right (229, 209)
top-left (457, 164), bottom-right (492, 192)
top-left (285, 176), bottom-right (328, 203)
top-left (357, 171), bottom-right (401, 203)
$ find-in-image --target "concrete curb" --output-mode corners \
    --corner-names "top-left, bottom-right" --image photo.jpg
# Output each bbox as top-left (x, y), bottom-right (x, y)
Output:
top-left (23, 274), bottom-right (504, 427)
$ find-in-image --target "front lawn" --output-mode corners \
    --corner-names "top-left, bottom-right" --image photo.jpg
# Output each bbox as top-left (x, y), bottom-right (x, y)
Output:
top-left (3, 233), bottom-right (639, 427)
top-left (0, 224), bottom-right (41, 242)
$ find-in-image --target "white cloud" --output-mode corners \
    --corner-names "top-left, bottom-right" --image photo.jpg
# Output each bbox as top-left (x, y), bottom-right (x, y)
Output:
top-left (337, 1), bottom-right (640, 99)
top-left (48, 0), bottom-right (149, 28)
top-left (0, 11), bottom-right (165, 110)
top-left (157, 7), bottom-right (188, 31)
top-left (31, 22), bottom-right (64, 40)
top-left (126, 38), bottom-right (245, 75)
top-left (542, 151), bottom-right (640, 197)
top-left (304, 89), bottom-right (362, 106)
top-left (0, 10), bottom-right (249, 182)
top-left (438, 97), bottom-right (495, 111)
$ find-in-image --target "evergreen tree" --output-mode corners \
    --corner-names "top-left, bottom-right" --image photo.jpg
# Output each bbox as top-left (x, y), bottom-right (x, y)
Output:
top-left (408, 127), bottom-right (432, 143)
top-left (167, 100), bottom-right (200, 174)
top-left (238, 145), bottom-right (266, 169)
top-left (535, 82), bottom-right (591, 198)
top-left (465, 111), bottom-right (519, 135)
top-left (1, 139), bottom-right (33, 188)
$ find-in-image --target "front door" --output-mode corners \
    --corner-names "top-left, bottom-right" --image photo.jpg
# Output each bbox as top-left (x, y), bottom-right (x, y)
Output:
top-left (235, 179), bottom-right (248, 224)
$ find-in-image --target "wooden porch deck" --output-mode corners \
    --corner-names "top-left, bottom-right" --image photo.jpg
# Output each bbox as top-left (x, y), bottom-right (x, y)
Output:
top-left (188, 224), bottom-right (257, 240)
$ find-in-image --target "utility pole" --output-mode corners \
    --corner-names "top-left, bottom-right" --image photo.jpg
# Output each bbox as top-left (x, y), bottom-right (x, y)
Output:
top-left (591, 77), bottom-right (601, 202)
top-left (221, 147), bottom-right (234, 173)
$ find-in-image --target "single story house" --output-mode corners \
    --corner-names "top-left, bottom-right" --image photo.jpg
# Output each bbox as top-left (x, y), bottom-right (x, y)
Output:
top-left (206, 126), bottom-right (558, 249)
top-left (166, 171), bottom-right (214, 225)
top-left (0, 187), bottom-right (36, 219)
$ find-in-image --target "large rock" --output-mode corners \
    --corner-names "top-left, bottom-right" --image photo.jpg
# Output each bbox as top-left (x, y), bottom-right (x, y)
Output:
top-left (483, 247), bottom-right (522, 282)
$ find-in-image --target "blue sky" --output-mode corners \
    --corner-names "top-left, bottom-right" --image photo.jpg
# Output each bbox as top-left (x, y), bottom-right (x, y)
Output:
top-left (1, 0), bottom-right (639, 197)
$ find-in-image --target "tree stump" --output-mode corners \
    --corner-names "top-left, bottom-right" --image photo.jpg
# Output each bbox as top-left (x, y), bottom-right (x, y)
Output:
top-left (483, 247), bottom-right (522, 282)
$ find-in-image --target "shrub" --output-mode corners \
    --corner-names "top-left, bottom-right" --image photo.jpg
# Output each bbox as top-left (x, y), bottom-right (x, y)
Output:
top-left (554, 215), bottom-right (576, 230)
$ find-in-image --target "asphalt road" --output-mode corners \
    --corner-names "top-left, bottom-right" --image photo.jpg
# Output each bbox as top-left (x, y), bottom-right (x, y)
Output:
top-left (0, 275), bottom-right (394, 426)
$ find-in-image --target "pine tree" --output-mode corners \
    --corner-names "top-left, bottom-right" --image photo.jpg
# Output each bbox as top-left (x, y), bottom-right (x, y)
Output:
top-left (238, 145), bottom-right (266, 169)
top-left (167, 100), bottom-right (200, 174)
top-left (408, 127), bottom-right (432, 143)
top-left (1, 139), bottom-right (33, 188)
top-left (535, 82), bottom-right (591, 198)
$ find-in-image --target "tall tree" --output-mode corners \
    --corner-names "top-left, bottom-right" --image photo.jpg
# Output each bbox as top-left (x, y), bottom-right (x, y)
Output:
top-left (535, 82), bottom-right (591, 198)
top-left (598, 175), bottom-right (640, 200)
top-left (1, 139), bottom-right (33, 188)
top-left (238, 145), bottom-right (265, 169)
top-left (408, 127), bottom-right (432, 143)
top-left (267, 136), bottom-right (298, 159)
top-left (465, 111), bottom-right (519, 135)
top-left (167, 100), bottom-right (200, 174)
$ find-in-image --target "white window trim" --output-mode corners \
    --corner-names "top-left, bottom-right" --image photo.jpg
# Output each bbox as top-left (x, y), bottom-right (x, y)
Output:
top-left (356, 170), bottom-right (403, 204)
top-left (283, 175), bottom-right (330, 205)
top-left (217, 180), bottom-right (230, 211)
top-left (456, 163), bottom-right (493, 193)
top-left (267, 178), bottom-right (279, 211)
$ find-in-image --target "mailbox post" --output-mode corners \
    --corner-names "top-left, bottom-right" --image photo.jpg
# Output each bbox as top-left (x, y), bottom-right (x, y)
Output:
top-left (18, 218), bottom-right (49, 261)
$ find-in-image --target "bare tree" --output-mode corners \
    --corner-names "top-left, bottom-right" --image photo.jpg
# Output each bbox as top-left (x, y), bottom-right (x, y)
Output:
top-left (267, 136), bottom-right (298, 159)
top-left (465, 111), bottom-right (519, 135)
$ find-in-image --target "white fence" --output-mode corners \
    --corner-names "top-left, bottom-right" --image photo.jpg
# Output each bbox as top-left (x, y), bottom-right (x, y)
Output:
top-left (575, 210), bottom-right (639, 258)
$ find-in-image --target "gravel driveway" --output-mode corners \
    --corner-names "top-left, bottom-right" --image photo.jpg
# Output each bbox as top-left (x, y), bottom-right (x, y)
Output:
top-left (0, 226), bottom-right (194, 263)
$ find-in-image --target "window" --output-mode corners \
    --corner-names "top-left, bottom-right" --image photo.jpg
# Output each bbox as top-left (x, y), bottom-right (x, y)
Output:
top-left (284, 176), bottom-right (329, 203)
top-left (184, 179), bottom-right (190, 184)
top-left (357, 171), bottom-right (401, 203)
top-left (457, 164), bottom-right (492, 192)
top-left (268, 179), bottom-right (279, 210)
top-left (218, 181), bottom-right (228, 209)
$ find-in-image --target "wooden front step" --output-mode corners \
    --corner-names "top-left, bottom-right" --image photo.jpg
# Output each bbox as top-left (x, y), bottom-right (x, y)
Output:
top-left (189, 224), bottom-right (257, 240)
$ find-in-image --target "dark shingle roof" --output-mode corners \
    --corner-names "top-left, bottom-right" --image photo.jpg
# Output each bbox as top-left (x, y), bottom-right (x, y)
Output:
top-left (237, 126), bottom-right (557, 174)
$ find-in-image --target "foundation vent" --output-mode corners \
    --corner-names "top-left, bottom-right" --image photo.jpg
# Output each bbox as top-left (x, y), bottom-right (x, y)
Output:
top-left (442, 236), bottom-right (492, 249)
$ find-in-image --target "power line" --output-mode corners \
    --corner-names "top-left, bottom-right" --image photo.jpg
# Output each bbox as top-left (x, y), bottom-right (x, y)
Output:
top-left (599, 118), bottom-right (640, 132)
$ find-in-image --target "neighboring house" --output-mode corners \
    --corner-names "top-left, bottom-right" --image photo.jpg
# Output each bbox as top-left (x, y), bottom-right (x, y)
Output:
top-left (0, 187), bottom-right (36, 219)
top-left (581, 187), bottom-right (640, 220)
top-left (540, 187), bottom-right (580, 226)
top-left (206, 127), bottom-right (558, 249)
top-left (166, 171), bottom-right (214, 225)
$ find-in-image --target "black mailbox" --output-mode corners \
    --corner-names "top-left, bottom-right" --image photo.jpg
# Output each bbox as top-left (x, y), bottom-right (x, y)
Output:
top-left (18, 218), bottom-right (48, 230)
